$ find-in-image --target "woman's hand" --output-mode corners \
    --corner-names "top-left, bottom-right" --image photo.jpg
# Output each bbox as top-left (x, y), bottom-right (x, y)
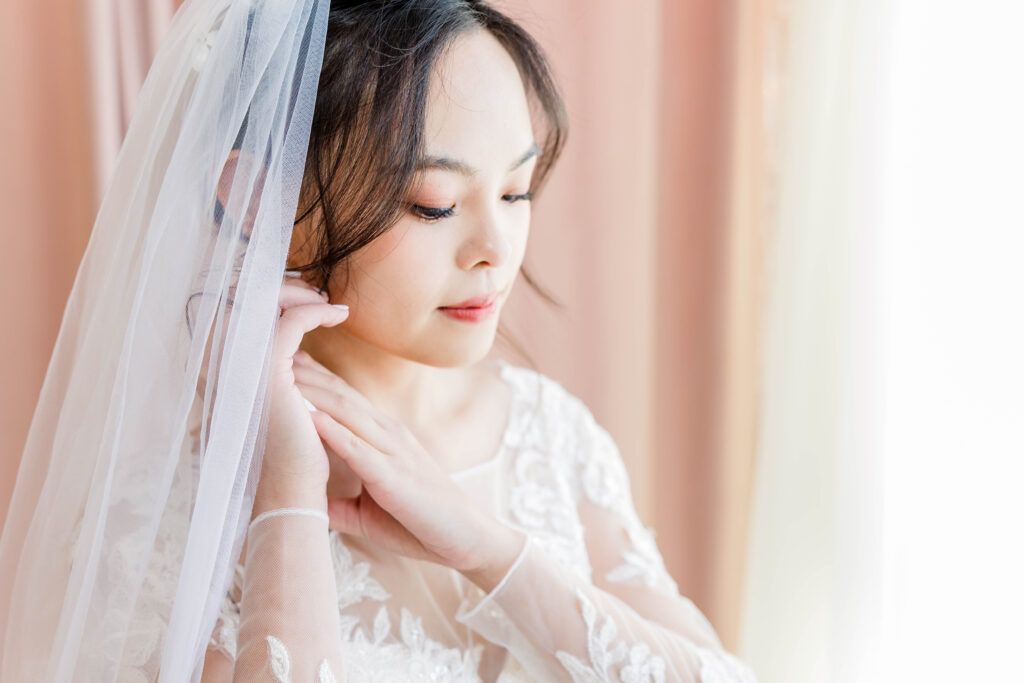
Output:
top-left (253, 273), bottom-right (349, 516)
top-left (292, 353), bottom-right (526, 589)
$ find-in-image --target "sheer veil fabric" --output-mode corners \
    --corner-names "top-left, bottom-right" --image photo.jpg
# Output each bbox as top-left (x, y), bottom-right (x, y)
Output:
top-left (0, 1), bottom-right (329, 680)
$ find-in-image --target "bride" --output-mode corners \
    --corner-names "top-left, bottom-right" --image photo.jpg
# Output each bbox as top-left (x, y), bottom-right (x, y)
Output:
top-left (0, 1), bottom-right (757, 682)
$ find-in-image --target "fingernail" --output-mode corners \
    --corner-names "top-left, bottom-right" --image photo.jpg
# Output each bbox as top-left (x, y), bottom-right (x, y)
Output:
top-left (303, 398), bottom-right (317, 412)
top-left (284, 270), bottom-right (302, 277)
top-left (332, 304), bottom-right (349, 311)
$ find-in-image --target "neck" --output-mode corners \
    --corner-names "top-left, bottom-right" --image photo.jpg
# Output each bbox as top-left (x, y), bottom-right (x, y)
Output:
top-left (298, 325), bottom-right (461, 432)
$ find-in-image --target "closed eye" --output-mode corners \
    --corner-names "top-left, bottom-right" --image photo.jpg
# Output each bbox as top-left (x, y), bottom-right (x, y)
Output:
top-left (410, 203), bottom-right (456, 222)
top-left (409, 192), bottom-right (533, 223)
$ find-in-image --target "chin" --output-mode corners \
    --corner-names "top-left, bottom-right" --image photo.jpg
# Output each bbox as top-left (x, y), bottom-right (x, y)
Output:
top-left (417, 326), bottom-right (498, 368)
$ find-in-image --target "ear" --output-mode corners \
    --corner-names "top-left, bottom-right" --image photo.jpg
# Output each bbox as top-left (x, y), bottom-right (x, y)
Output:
top-left (216, 149), bottom-right (268, 240)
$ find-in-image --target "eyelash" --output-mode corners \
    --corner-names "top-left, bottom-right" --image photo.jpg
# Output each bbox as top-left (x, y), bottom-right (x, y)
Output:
top-left (410, 192), bottom-right (533, 223)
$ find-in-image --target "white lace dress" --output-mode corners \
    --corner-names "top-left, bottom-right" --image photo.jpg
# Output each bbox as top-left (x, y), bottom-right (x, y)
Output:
top-left (200, 360), bottom-right (758, 683)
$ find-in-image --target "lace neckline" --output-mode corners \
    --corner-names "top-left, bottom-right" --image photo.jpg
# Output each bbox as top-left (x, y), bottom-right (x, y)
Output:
top-left (447, 359), bottom-right (524, 479)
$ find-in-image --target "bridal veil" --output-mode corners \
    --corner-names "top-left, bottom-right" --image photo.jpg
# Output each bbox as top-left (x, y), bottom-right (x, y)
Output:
top-left (0, 0), bottom-right (330, 679)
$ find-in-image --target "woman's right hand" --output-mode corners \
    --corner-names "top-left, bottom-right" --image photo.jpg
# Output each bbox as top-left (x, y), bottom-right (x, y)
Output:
top-left (252, 272), bottom-right (349, 516)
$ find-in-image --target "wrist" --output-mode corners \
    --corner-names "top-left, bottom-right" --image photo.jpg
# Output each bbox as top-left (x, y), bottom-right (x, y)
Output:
top-left (461, 523), bottom-right (527, 593)
top-left (252, 476), bottom-right (327, 520)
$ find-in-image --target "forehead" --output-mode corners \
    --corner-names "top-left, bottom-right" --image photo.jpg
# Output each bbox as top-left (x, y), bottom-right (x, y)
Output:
top-left (422, 29), bottom-right (534, 164)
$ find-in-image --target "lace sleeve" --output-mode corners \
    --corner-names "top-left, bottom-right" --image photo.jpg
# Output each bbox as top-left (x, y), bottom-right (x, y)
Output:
top-left (229, 508), bottom-right (344, 683)
top-left (455, 403), bottom-right (758, 682)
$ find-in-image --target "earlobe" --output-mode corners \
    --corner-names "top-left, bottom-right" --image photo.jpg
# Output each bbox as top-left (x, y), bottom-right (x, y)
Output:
top-left (216, 148), bottom-right (268, 240)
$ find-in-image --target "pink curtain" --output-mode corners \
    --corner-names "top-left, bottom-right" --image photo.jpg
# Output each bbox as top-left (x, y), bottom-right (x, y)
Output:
top-left (0, 0), bottom-right (181, 542)
top-left (499, 1), bottom-right (768, 647)
top-left (0, 0), bottom-right (97, 532)
top-left (87, 0), bottom-right (181, 195)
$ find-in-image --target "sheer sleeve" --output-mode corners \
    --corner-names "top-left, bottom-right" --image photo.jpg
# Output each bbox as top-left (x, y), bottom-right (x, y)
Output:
top-left (214, 508), bottom-right (345, 683)
top-left (455, 401), bottom-right (758, 682)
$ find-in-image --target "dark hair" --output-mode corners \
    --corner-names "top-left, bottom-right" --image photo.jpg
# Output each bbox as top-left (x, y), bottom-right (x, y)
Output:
top-left (291, 0), bottom-right (568, 362)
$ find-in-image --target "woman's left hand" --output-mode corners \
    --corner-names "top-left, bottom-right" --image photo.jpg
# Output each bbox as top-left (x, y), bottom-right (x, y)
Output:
top-left (292, 350), bottom-right (524, 589)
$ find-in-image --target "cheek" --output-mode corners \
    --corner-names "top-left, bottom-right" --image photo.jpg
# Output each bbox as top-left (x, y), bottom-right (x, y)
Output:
top-left (340, 225), bottom-right (448, 319)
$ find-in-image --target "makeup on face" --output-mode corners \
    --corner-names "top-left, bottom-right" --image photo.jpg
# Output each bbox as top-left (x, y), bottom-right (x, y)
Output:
top-left (438, 289), bottom-right (501, 322)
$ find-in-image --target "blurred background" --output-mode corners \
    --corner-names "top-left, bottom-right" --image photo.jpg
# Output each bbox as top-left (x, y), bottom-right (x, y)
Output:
top-left (2, 1), bottom-right (1022, 680)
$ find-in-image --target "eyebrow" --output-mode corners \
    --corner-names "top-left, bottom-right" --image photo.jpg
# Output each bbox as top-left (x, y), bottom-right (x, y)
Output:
top-left (416, 142), bottom-right (541, 177)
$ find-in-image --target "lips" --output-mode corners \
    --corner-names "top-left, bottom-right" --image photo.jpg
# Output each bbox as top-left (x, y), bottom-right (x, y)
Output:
top-left (440, 291), bottom-right (500, 310)
top-left (437, 289), bottom-right (502, 323)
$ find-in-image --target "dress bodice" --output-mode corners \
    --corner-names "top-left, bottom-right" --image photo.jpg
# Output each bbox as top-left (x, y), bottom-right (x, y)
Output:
top-left (112, 360), bottom-right (757, 682)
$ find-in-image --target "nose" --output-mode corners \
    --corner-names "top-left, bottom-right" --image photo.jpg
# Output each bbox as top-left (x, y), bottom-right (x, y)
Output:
top-left (456, 207), bottom-right (511, 270)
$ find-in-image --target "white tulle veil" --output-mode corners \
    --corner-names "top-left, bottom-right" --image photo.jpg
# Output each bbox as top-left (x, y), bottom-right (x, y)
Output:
top-left (0, 0), bottom-right (329, 679)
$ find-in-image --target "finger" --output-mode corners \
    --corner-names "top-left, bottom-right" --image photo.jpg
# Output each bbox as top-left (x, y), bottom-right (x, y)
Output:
top-left (274, 302), bottom-right (348, 364)
top-left (283, 268), bottom-right (328, 295)
top-left (281, 270), bottom-right (326, 292)
top-left (283, 269), bottom-right (317, 286)
top-left (327, 494), bottom-right (415, 547)
top-left (293, 357), bottom-right (397, 434)
top-left (310, 409), bottom-right (389, 489)
top-left (292, 349), bottom-right (333, 375)
top-left (296, 380), bottom-right (389, 448)
top-left (279, 284), bottom-right (327, 309)
top-left (291, 357), bottom-right (332, 389)
top-left (291, 360), bottom-right (379, 416)
top-left (326, 494), bottom-right (401, 541)
top-left (292, 352), bottom-right (385, 415)
top-left (325, 495), bottom-right (363, 536)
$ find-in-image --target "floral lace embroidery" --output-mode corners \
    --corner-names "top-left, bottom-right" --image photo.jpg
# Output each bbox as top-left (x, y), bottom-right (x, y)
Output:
top-left (212, 530), bottom-right (484, 681)
top-left (501, 364), bottom-right (677, 594)
top-left (211, 518), bottom-right (394, 662)
top-left (188, 3), bottom-right (229, 72)
top-left (335, 605), bottom-right (483, 682)
top-left (572, 404), bottom-right (677, 593)
top-left (328, 531), bottom-right (391, 609)
top-left (97, 361), bottom-right (752, 682)
top-left (579, 444), bottom-right (627, 510)
top-left (100, 445), bottom-right (197, 681)
top-left (508, 449), bottom-right (590, 578)
top-left (554, 587), bottom-right (666, 683)
top-left (265, 635), bottom-right (339, 683)
top-left (210, 573), bottom-right (240, 658)
top-left (330, 535), bottom-right (486, 677)
top-left (604, 523), bottom-right (677, 592)
top-left (209, 530), bottom-right (398, 659)
top-left (502, 365), bottom-right (592, 581)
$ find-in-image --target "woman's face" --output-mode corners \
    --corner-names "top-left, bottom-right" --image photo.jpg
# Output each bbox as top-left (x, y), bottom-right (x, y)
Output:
top-left (327, 29), bottom-right (537, 368)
